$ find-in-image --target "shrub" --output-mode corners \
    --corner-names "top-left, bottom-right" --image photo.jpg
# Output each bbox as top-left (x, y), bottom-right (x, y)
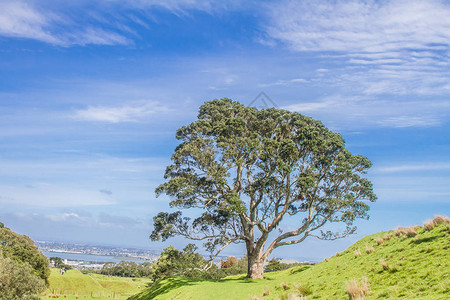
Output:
top-left (365, 245), bottom-right (374, 254)
top-left (221, 256), bottom-right (238, 268)
top-left (345, 277), bottom-right (370, 299)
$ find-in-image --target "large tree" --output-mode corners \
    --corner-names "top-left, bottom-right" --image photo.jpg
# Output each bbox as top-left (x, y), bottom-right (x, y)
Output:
top-left (151, 99), bottom-right (376, 279)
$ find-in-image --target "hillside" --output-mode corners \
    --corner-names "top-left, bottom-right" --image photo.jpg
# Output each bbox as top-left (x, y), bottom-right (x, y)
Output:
top-left (130, 216), bottom-right (449, 299)
top-left (42, 269), bottom-right (151, 300)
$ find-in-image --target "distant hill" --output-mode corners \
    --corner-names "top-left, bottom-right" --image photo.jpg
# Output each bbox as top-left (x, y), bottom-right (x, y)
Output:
top-left (43, 268), bottom-right (151, 299)
top-left (130, 216), bottom-right (450, 299)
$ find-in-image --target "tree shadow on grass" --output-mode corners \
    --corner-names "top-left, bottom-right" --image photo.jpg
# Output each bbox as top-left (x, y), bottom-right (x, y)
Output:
top-left (410, 236), bottom-right (438, 244)
top-left (129, 277), bottom-right (201, 299)
top-left (129, 276), bottom-right (261, 299)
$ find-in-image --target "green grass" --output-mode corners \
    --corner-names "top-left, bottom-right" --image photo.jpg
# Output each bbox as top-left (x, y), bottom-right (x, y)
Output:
top-left (41, 269), bottom-right (151, 300)
top-left (131, 222), bottom-right (450, 299)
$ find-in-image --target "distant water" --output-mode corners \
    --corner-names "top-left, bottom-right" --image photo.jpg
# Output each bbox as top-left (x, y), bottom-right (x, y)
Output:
top-left (42, 251), bottom-right (147, 264)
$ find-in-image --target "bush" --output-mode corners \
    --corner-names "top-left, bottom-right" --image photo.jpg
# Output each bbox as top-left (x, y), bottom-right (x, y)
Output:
top-left (0, 255), bottom-right (45, 299)
top-left (0, 223), bottom-right (50, 283)
top-left (345, 277), bottom-right (369, 299)
top-left (221, 256), bottom-right (238, 268)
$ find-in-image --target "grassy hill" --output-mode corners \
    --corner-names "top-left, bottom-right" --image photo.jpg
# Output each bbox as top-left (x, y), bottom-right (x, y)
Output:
top-left (130, 216), bottom-right (449, 299)
top-left (41, 269), bottom-right (151, 300)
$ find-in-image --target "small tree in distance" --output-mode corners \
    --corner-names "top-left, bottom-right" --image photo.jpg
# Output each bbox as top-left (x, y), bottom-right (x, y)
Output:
top-left (151, 99), bottom-right (376, 279)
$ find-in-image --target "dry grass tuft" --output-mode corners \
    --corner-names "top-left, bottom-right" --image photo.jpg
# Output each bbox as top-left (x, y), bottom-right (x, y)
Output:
top-left (395, 226), bottom-right (417, 237)
top-left (263, 287), bottom-right (270, 296)
top-left (423, 220), bottom-right (435, 231)
top-left (365, 244), bottom-right (374, 254)
top-left (394, 227), bottom-right (406, 236)
top-left (325, 257), bottom-right (330, 262)
top-left (379, 260), bottom-right (389, 271)
top-left (375, 238), bottom-right (383, 245)
top-left (433, 215), bottom-right (450, 225)
top-left (405, 226), bottom-right (417, 237)
top-left (354, 249), bottom-right (362, 258)
top-left (281, 282), bottom-right (290, 291)
top-left (345, 277), bottom-right (370, 299)
top-left (383, 233), bottom-right (392, 241)
top-left (424, 215), bottom-right (450, 230)
top-left (296, 283), bottom-right (313, 296)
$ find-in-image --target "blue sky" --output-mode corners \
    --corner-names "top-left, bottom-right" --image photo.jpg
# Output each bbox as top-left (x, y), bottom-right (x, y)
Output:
top-left (0, 0), bottom-right (449, 261)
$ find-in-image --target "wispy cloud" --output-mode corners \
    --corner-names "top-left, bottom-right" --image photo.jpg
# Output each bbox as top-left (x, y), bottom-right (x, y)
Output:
top-left (0, 183), bottom-right (116, 207)
top-left (0, 0), bottom-right (242, 46)
top-left (0, 1), bottom-right (58, 44)
top-left (259, 78), bottom-right (307, 88)
top-left (266, 0), bottom-right (450, 54)
top-left (264, 0), bottom-right (450, 97)
top-left (73, 102), bottom-right (170, 123)
top-left (0, 0), bottom-right (130, 46)
top-left (376, 163), bottom-right (450, 173)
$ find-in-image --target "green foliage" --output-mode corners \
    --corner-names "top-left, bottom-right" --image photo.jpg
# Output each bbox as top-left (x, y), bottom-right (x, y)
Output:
top-left (131, 221), bottom-right (450, 299)
top-left (100, 261), bottom-right (152, 278)
top-left (0, 255), bottom-right (45, 300)
top-left (49, 256), bottom-right (72, 270)
top-left (151, 99), bottom-right (376, 278)
top-left (264, 259), bottom-right (307, 272)
top-left (0, 223), bottom-right (50, 283)
top-left (151, 244), bottom-right (214, 282)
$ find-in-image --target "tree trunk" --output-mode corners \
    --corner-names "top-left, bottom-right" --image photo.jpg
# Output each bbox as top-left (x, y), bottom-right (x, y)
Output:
top-left (247, 252), bottom-right (265, 279)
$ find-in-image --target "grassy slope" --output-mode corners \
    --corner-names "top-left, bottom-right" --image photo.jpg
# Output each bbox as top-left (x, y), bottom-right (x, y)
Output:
top-left (130, 223), bottom-right (449, 299)
top-left (42, 269), bottom-right (151, 300)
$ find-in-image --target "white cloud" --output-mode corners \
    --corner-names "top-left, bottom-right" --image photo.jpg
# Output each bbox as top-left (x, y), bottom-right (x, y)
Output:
top-left (0, 0), bottom-right (130, 46)
top-left (259, 78), bottom-right (307, 88)
top-left (0, 1), bottom-right (58, 43)
top-left (265, 0), bottom-right (450, 97)
top-left (376, 163), bottom-right (450, 173)
top-left (283, 100), bottom-right (335, 113)
top-left (284, 96), bottom-right (449, 129)
top-left (0, 0), bottom-right (241, 46)
top-left (0, 183), bottom-right (116, 207)
top-left (73, 102), bottom-right (170, 123)
top-left (377, 116), bottom-right (441, 128)
top-left (266, 0), bottom-right (450, 54)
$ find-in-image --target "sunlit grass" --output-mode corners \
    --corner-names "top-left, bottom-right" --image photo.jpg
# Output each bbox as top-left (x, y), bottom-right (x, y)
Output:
top-left (131, 220), bottom-right (449, 299)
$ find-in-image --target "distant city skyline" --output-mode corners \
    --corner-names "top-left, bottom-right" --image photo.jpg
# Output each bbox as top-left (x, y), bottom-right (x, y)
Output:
top-left (1, 0), bottom-right (449, 260)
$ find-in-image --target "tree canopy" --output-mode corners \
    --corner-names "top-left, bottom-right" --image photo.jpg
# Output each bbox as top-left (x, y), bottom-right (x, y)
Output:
top-left (0, 224), bottom-right (50, 283)
top-left (0, 223), bottom-right (49, 299)
top-left (151, 99), bottom-right (376, 279)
